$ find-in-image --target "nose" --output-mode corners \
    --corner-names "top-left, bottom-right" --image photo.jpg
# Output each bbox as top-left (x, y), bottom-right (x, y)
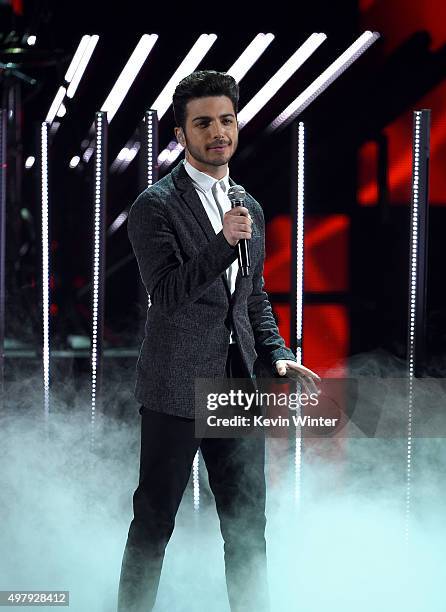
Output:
top-left (211, 120), bottom-right (226, 141)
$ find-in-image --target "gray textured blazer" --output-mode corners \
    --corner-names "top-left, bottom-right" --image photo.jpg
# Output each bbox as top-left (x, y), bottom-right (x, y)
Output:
top-left (127, 161), bottom-right (295, 417)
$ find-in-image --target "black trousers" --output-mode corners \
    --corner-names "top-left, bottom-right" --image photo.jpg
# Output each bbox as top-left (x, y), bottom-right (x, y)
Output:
top-left (117, 344), bottom-right (269, 612)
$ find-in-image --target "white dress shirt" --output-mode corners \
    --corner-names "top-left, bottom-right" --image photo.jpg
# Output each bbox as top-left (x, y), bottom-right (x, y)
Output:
top-left (183, 159), bottom-right (239, 343)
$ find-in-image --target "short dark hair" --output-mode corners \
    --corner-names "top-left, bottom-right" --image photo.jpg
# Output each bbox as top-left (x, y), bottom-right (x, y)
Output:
top-left (173, 70), bottom-right (239, 129)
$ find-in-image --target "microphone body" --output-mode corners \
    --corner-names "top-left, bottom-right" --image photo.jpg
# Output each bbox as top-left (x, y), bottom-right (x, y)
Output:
top-left (227, 185), bottom-right (250, 277)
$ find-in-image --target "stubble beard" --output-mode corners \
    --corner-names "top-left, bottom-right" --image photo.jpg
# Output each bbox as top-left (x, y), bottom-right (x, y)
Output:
top-left (185, 136), bottom-right (238, 168)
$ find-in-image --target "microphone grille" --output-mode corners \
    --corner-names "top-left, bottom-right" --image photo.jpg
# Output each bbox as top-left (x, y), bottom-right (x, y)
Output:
top-left (227, 185), bottom-right (246, 203)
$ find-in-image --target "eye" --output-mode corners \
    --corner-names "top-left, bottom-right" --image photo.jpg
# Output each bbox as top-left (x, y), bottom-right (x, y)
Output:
top-left (223, 118), bottom-right (233, 125)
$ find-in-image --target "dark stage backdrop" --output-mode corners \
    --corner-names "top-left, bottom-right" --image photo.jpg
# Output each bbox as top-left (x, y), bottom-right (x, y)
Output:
top-left (2, 0), bottom-right (445, 376)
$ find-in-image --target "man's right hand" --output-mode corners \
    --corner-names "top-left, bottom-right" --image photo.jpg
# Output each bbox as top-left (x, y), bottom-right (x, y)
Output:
top-left (223, 207), bottom-right (252, 247)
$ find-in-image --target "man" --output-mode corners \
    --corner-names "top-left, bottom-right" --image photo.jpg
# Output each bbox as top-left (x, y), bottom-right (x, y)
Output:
top-left (118, 70), bottom-right (319, 612)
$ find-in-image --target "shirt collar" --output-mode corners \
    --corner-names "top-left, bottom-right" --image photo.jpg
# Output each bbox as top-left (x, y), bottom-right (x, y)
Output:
top-left (183, 159), bottom-right (230, 194)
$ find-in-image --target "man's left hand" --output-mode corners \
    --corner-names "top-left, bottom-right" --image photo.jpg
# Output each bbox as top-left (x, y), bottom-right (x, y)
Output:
top-left (275, 360), bottom-right (321, 396)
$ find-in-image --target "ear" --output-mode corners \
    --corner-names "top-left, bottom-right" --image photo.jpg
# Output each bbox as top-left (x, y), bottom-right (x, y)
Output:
top-left (175, 127), bottom-right (185, 145)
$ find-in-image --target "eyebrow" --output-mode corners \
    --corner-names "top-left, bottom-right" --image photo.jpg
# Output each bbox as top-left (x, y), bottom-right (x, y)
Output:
top-left (192, 113), bottom-right (235, 122)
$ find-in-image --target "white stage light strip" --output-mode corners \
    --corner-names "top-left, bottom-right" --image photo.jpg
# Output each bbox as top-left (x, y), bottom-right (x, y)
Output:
top-left (45, 36), bottom-right (99, 128)
top-left (56, 103), bottom-right (67, 118)
top-left (0, 111), bottom-right (6, 392)
top-left (294, 122), bottom-right (305, 507)
top-left (406, 109), bottom-right (430, 544)
top-left (91, 112), bottom-right (107, 448)
top-left (45, 86), bottom-right (66, 125)
top-left (407, 113), bottom-right (421, 393)
top-left (67, 35), bottom-right (99, 99)
top-left (111, 34), bottom-right (217, 173)
top-left (65, 35), bottom-right (92, 83)
top-left (157, 141), bottom-right (184, 169)
top-left (101, 34), bottom-right (158, 123)
top-left (107, 210), bottom-right (128, 235)
top-left (238, 33), bottom-right (326, 129)
top-left (144, 110), bottom-right (157, 188)
top-left (69, 155), bottom-right (80, 168)
top-left (268, 31), bottom-right (380, 132)
top-left (226, 33), bottom-right (275, 82)
top-left (295, 122), bottom-right (305, 369)
top-left (41, 122), bottom-right (50, 419)
top-left (152, 33), bottom-right (217, 119)
top-left (193, 453), bottom-right (200, 512)
top-left (158, 32), bottom-right (278, 170)
top-left (107, 111), bottom-right (158, 235)
top-left (406, 113), bottom-right (419, 545)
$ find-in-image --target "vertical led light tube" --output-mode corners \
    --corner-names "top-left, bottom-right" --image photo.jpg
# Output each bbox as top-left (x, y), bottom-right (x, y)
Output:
top-left (140, 109), bottom-right (159, 191)
top-left (139, 110), bottom-right (158, 353)
top-left (193, 453), bottom-right (200, 512)
top-left (290, 121), bottom-right (305, 506)
top-left (40, 122), bottom-right (50, 418)
top-left (91, 111), bottom-right (108, 447)
top-left (295, 122), bottom-right (305, 367)
top-left (0, 110), bottom-right (6, 396)
top-left (406, 109), bottom-right (430, 542)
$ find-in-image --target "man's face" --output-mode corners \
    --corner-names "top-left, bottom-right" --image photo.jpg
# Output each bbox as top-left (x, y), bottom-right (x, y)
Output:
top-left (176, 95), bottom-right (238, 173)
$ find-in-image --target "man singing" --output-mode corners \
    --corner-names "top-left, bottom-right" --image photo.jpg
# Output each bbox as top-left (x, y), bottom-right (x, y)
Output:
top-left (118, 70), bottom-right (319, 612)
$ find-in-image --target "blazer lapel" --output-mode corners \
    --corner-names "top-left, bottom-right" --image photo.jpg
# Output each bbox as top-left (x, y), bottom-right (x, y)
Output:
top-left (172, 162), bottom-right (232, 299)
top-left (171, 163), bottom-right (216, 243)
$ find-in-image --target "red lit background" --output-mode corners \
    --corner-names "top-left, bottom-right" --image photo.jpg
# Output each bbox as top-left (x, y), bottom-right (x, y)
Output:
top-left (358, 0), bottom-right (446, 207)
top-left (265, 215), bottom-right (350, 375)
top-left (266, 0), bottom-right (446, 374)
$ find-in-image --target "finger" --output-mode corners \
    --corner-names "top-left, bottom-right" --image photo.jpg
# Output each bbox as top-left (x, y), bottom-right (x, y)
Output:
top-left (276, 362), bottom-right (287, 376)
top-left (231, 223), bottom-right (252, 234)
top-left (302, 379), bottom-right (314, 397)
top-left (293, 371), bottom-right (320, 396)
top-left (284, 365), bottom-right (320, 396)
top-left (229, 206), bottom-right (250, 217)
top-left (299, 365), bottom-right (321, 381)
top-left (232, 217), bottom-right (252, 227)
top-left (303, 375), bottom-right (320, 396)
top-left (286, 362), bottom-right (321, 382)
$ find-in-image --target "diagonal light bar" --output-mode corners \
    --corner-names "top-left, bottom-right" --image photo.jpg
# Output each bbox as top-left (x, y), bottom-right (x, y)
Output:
top-left (101, 34), bottom-right (158, 123)
top-left (152, 33), bottom-right (217, 119)
top-left (110, 34), bottom-right (217, 173)
top-left (45, 35), bottom-right (98, 127)
top-left (65, 35), bottom-right (92, 83)
top-left (237, 33), bottom-right (326, 129)
top-left (268, 31), bottom-right (380, 132)
top-left (66, 35), bottom-right (99, 99)
top-left (158, 32), bottom-right (280, 170)
top-left (226, 32), bottom-right (275, 82)
top-left (45, 86), bottom-right (66, 124)
top-left (107, 34), bottom-right (273, 231)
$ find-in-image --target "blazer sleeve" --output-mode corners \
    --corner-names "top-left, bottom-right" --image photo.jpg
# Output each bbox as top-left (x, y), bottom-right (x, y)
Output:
top-left (247, 204), bottom-right (296, 368)
top-left (128, 190), bottom-right (238, 314)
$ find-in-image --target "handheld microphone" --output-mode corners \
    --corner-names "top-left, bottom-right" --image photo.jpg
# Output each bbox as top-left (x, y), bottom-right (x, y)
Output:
top-left (227, 184), bottom-right (250, 278)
